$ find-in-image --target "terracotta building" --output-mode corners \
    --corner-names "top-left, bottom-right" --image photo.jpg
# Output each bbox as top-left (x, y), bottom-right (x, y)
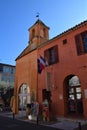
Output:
top-left (15, 19), bottom-right (87, 119)
top-left (15, 19), bottom-right (49, 113)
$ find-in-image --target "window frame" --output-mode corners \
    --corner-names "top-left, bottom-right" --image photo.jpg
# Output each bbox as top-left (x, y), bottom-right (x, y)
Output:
top-left (75, 31), bottom-right (87, 56)
top-left (44, 45), bottom-right (59, 66)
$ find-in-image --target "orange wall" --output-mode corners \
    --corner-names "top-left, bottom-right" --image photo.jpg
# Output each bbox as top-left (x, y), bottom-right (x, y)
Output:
top-left (38, 24), bottom-right (87, 118)
top-left (15, 50), bottom-right (37, 113)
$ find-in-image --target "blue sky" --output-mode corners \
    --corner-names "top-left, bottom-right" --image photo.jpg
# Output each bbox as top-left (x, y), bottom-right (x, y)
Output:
top-left (0, 0), bottom-right (87, 65)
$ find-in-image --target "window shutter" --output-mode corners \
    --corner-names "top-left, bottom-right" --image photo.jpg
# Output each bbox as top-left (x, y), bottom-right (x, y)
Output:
top-left (53, 45), bottom-right (59, 62)
top-left (81, 31), bottom-right (87, 53)
top-left (75, 34), bottom-right (83, 55)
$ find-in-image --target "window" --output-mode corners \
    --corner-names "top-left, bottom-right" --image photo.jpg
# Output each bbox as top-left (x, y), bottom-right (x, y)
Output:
top-left (43, 28), bottom-right (46, 37)
top-left (40, 28), bottom-right (46, 38)
top-left (82, 32), bottom-right (87, 52)
top-left (42, 89), bottom-right (51, 102)
top-left (32, 29), bottom-right (35, 37)
top-left (3, 66), bottom-right (9, 73)
top-left (44, 45), bottom-right (59, 65)
top-left (63, 39), bottom-right (67, 45)
top-left (75, 31), bottom-right (87, 55)
top-left (0, 65), bottom-right (3, 72)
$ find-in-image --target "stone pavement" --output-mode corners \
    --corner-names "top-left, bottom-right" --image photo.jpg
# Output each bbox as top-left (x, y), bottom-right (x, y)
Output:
top-left (0, 112), bottom-right (87, 130)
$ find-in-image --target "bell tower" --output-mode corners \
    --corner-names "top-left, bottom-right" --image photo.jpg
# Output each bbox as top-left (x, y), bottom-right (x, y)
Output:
top-left (28, 19), bottom-right (50, 50)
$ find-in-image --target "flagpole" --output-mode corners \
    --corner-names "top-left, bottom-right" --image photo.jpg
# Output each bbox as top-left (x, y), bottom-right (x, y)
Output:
top-left (36, 12), bottom-right (40, 101)
top-left (36, 69), bottom-right (38, 101)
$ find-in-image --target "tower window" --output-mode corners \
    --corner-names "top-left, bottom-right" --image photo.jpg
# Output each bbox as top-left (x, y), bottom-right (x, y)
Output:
top-left (43, 28), bottom-right (46, 37)
top-left (32, 29), bottom-right (35, 37)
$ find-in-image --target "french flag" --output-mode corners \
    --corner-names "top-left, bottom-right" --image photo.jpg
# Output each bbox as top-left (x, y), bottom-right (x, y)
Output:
top-left (39, 56), bottom-right (47, 69)
top-left (37, 56), bottom-right (48, 74)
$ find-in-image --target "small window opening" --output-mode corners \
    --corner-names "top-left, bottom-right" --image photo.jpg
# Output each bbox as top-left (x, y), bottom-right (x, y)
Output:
top-left (63, 39), bottom-right (67, 45)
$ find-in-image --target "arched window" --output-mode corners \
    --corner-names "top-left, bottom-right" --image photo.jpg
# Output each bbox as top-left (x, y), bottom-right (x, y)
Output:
top-left (18, 84), bottom-right (30, 110)
top-left (43, 28), bottom-right (46, 37)
top-left (32, 29), bottom-right (35, 38)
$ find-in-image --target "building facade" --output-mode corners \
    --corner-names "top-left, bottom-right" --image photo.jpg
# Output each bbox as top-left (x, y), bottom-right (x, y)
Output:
top-left (15, 19), bottom-right (49, 112)
top-left (15, 19), bottom-right (87, 119)
top-left (0, 63), bottom-right (15, 105)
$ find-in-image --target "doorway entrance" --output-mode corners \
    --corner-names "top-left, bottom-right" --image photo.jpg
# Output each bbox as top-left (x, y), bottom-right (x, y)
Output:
top-left (64, 75), bottom-right (83, 116)
top-left (18, 83), bottom-right (30, 111)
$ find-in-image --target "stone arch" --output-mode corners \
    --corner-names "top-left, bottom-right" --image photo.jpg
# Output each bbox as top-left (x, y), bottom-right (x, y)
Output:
top-left (18, 83), bottom-right (31, 111)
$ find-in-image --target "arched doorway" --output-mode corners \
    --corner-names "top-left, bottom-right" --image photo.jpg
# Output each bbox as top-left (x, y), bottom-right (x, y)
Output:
top-left (18, 83), bottom-right (30, 112)
top-left (64, 75), bottom-right (83, 116)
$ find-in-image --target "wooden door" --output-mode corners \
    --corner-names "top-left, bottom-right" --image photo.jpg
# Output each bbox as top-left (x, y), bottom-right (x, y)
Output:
top-left (68, 86), bottom-right (83, 114)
